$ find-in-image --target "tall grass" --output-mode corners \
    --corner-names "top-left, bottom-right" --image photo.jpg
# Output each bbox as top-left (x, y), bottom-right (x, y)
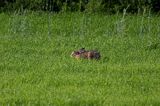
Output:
top-left (0, 11), bottom-right (160, 105)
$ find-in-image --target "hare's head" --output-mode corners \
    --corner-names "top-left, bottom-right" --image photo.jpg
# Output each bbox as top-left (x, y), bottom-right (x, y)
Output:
top-left (71, 51), bottom-right (79, 57)
top-left (71, 51), bottom-right (81, 59)
top-left (71, 48), bottom-right (85, 56)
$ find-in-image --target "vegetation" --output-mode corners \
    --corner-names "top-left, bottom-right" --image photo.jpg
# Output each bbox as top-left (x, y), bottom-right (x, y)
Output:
top-left (0, 0), bottom-right (160, 13)
top-left (0, 11), bottom-right (160, 105)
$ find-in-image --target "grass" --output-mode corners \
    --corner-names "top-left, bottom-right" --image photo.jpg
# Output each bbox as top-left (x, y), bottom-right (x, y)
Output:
top-left (0, 11), bottom-right (160, 105)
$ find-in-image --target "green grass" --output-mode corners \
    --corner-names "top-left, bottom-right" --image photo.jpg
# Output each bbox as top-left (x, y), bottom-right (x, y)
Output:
top-left (0, 11), bottom-right (160, 105)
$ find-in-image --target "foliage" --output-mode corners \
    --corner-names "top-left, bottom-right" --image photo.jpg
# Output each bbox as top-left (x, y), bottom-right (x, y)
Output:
top-left (0, 0), bottom-right (160, 13)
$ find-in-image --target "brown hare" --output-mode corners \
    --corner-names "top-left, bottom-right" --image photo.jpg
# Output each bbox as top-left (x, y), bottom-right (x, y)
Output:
top-left (71, 48), bottom-right (101, 60)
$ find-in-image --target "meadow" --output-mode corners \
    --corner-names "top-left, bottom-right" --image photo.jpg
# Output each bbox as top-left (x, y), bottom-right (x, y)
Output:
top-left (0, 11), bottom-right (160, 105)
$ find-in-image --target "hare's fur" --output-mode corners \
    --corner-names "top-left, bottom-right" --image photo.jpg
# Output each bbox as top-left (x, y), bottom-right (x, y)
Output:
top-left (71, 48), bottom-right (100, 60)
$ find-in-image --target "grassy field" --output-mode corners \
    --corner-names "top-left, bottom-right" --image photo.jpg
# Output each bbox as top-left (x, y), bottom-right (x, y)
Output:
top-left (0, 11), bottom-right (160, 105)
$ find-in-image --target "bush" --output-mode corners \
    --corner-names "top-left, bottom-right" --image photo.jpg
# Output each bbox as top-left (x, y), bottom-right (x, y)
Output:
top-left (0, 0), bottom-right (160, 13)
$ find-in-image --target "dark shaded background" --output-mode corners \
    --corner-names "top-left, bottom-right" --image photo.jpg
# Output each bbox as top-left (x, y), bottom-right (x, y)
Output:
top-left (0, 0), bottom-right (160, 13)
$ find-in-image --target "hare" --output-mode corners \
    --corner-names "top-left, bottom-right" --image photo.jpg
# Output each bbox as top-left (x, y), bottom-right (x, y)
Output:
top-left (71, 48), bottom-right (100, 60)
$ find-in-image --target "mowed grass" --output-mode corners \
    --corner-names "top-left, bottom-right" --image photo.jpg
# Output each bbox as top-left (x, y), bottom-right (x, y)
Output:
top-left (0, 11), bottom-right (160, 105)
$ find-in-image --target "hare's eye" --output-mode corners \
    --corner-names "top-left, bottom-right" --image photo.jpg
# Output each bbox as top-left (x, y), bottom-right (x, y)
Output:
top-left (76, 52), bottom-right (80, 55)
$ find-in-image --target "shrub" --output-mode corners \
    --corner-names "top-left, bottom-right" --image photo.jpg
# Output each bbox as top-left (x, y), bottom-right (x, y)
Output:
top-left (0, 0), bottom-right (159, 13)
